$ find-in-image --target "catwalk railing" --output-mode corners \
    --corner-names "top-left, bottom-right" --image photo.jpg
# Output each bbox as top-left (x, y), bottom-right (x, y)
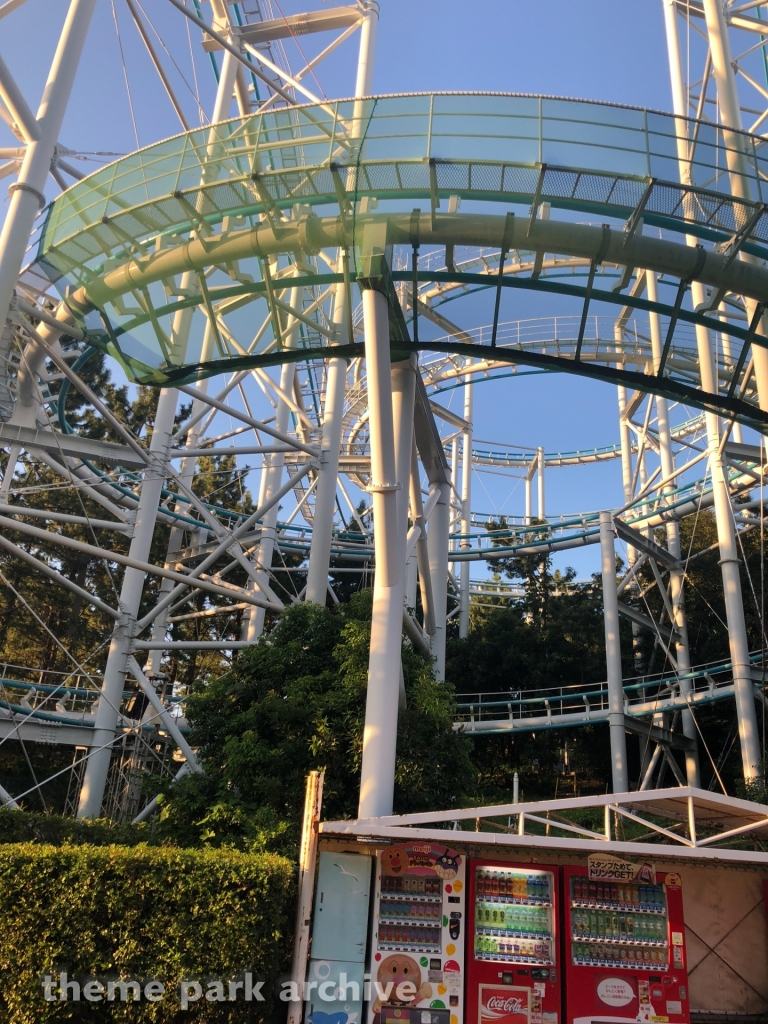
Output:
top-left (454, 651), bottom-right (768, 735)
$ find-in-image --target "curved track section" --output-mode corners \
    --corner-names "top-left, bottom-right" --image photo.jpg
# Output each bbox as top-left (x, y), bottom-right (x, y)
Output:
top-left (32, 93), bottom-right (768, 426)
top-left (1, 51), bottom-right (767, 818)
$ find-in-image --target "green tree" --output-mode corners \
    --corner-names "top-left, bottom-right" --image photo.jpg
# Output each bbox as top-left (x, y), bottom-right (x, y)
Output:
top-left (154, 596), bottom-right (475, 852)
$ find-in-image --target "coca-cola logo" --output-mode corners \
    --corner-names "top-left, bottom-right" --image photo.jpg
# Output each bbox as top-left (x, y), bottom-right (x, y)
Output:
top-left (486, 996), bottom-right (525, 1014)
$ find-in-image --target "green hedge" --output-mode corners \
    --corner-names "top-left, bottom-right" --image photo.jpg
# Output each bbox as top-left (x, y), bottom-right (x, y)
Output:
top-left (0, 843), bottom-right (295, 1023)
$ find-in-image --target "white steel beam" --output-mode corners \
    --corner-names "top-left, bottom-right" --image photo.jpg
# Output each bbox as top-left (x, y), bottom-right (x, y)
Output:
top-left (76, 388), bottom-right (179, 818)
top-left (600, 511), bottom-right (629, 792)
top-left (0, 51), bottom-right (40, 142)
top-left (0, 0), bottom-right (97, 331)
top-left (700, 0), bottom-right (768, 414)
top-left (241, 275), bottom-right (302, 641)
top-left (459, 367), bottom-right (473, 639)
top-left (222, 8), bottom-right (361, 49)
top-left (358, 286), bottom-right (402, 818)
top-left (537, 446), bottom-right (545, 520)
top-left (127, 657), bottom-right (201, 772)
top-left (427, 479), bottom-right (450, 681)
top-left (647, 270), bottom-right (700, 785)
top-left (664, 1), bottom-right (763, 781)
top-left (306, 264), bottom-right (349, 605)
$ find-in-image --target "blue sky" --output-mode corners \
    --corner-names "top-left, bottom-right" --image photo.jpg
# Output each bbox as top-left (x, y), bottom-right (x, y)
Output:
top-left (0, 2), bottom-right (703, 579)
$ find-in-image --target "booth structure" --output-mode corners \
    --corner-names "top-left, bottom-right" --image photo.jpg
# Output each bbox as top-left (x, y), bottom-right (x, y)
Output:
top-left (300, 788), bottom-right (768, 1024)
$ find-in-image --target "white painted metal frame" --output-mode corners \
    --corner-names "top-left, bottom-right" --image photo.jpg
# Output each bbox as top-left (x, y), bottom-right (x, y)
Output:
top-left (321, 785), bottom-right (768, 865)
top-left (0, 0), bottom-right (766, 825)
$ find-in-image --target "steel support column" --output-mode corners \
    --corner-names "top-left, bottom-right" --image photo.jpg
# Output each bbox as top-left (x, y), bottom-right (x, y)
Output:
top-left (358, 287), bottom-right (403, 818)
top-left (459, 368), bottom-right (473, 639)
top-left (537, 446), bottom-right (545, 520)
top-left (0, 0), bottom-right (97, 329)
top-left (700, 0), bottom-right (768, 412)
top-left (308, 0), bottom-right (375, 605)
top-left (241, 277), bottom-right (301, 640)
top-left (616, 367), bottom-right (646, 683)
top-left (79, 42), bottom-right (239, 696)
top-left (392, 357), bottom-right (416, 697)
top-left (410, 441), bottom-right (436, 637)
top-left (305, 275), bottom-right (348, 605)
top-left (77, 387), bottom-right (178, 818)
top-left (354, 0), bottom-right (378, 98)
top-left (142, 372), bottom-right (210, 679)
top-left (647, 271), bottom-right (700, 785)
top-left (600, 511), bottom-right (629, 793)
top-left (427, 479), bottom-right (451, 682)
top-left (664, 2), bottom-right (762, 780)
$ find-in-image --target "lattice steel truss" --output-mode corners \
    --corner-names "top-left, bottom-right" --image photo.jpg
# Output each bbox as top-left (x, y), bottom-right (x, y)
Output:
top-left (0, 1), bottom-right (765, 822)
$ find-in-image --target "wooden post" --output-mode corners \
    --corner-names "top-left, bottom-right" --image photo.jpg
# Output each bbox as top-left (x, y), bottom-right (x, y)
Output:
top-left (287, 770), bottom-right (324, 1024)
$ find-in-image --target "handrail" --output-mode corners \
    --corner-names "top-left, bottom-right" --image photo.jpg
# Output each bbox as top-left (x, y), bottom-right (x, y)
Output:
top-left (454, 650), bottom-right (767, 725)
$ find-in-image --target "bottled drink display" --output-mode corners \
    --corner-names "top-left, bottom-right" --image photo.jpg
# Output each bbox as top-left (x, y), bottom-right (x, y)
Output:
top-left (473, 866), bottom-right (555, 965)
top-left (569, 876), bottom-right (669, 971)
top-left (370, 843), bottom-right (467, 1024)
top-left (378, 868), bottom-right (444, 951)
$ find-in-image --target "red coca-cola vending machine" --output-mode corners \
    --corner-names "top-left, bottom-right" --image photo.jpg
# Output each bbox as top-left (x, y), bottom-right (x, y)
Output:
top-left (466, 860), bottom-right (561, 1024)
top-left (563, 863), bottom-right (690, 1024)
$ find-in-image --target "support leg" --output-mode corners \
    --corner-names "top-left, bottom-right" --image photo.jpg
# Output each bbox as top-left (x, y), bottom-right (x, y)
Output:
top-left (427, 481), bottom-right (451, 682)
top-left (663, 5), bottom-right (762, 781)
top-left (600, 511), bottom-right (629, 793)
top-left (77, 388), bottom-right (178, 817)
top-left (306, 273), bottom-right (349, 604)
top-left (241, 277), bottom-right (301, 640)
top-left (647, 272), bottom-right (700, 786)
top-left (0, 0), bottom-right (97, 327)
top-left (358, 288), bottom-right (403, 818)
top-left (459, 368), bottom-right (473, 639)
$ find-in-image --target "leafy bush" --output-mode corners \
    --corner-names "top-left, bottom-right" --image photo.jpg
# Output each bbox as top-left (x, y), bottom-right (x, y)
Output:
top-left (153, 598), bottom-right (475, 853)
top-left (0, 843), bottom-right (294, 1023)
top-left (0, 807), bottom-right (158, 847)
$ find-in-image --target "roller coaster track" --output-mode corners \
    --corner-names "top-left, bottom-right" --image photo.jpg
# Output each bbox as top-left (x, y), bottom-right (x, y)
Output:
top-left (454, 650), bottom-right (768, 736)
top-left (7, 334), bottom-right (755, 571)
top-left (7, 87), bottom-right (768, 813)
top-left (6, 646), bottom-right (765, 747)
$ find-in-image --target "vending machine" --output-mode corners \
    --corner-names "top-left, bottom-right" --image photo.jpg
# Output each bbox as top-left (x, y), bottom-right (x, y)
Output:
top-left (563, 864), bottom-right (690, 1024)
top-left (368, 842), bottom-right (466, 1024)
top-left (466, 860), bottom-right (561, 1024)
